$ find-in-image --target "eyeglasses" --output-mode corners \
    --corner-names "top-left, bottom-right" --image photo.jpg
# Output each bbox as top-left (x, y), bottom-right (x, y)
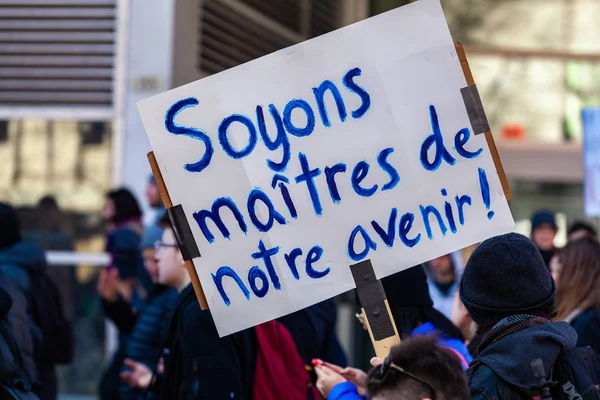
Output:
top-left (155, 241), bottom-right (179, 252)
top-left (378, 358), bottom-right (436, 400)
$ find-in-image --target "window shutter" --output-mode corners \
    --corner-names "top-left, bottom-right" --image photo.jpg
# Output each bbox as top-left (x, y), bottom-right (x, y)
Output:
top-left (199, 0), bottom-right (342, 75)
top-left (0, 0), bottom-right (116, 107)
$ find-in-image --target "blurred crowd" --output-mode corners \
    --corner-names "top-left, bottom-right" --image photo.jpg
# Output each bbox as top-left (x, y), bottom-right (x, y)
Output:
top-left (1, 179), bottom-right (600, 399)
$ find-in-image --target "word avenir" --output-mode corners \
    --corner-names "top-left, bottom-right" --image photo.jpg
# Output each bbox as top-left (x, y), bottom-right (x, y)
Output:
top-left (164, 67), bottom-right (371, 174)
top-left (210, 167), bottom-right (495, 308)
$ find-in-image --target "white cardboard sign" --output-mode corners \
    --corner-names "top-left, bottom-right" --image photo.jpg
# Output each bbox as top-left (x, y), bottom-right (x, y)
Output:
top-left (138, 0), bottom-right (514, 337)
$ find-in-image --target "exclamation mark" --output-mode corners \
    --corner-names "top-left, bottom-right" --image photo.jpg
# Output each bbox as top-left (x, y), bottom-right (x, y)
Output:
top-left (478, 168), bottom-right (494, 220)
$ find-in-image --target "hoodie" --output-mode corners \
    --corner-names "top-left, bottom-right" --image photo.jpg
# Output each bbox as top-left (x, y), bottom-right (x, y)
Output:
top-left (467, 320), bottom-right (577, 399)
top-left (0, 241), bottom-right (46, 388)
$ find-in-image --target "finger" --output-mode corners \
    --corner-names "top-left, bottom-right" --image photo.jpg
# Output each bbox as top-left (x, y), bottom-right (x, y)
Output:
top-left (339, 367), bottom-right (356, 378)
top-left (323, 362), bottom-right (343, 373)
top-left (123, 359), bottom-right (138, 369)
top-left (370, 357), bottom-right (383, 367)
top-left (314, 365), bottom-right (326, 379)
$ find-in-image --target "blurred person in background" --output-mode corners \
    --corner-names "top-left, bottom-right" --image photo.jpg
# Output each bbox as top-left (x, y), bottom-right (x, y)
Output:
top-left (567, 220), bottom-right (597, 242)
top-left (552, 237), bottom-right (600, 353)
top-left (451, 292), bottom-right (477, 355)
top-left (139, 176), bottom-right (165, 292)
top-left (99, 223), bottom-right (177, 400)
top-left (382, 265), bottom-right (467, 347)
top-left (26, 196), bottom-right (76, 320)
top-left (0, 203), bottom-right (73, 400)
top-left (122, 214), bottom-right (315, 399)
top-left (145, 175), bottom-right (164, 224)
top-left (424, 252), bottom-right (463, 319)
top-left (0, 286), bottom-right (39, 399)
top-left (530, 210), bottom-right (558, 267)
top-left (98, 188), bottom-right (146, 400)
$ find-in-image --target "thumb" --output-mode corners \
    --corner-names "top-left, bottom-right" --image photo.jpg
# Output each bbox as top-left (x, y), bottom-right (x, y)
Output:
top-left (314, 365), bottom-right (327, 379)
top-left (370, 357), bottom-right (384, 367)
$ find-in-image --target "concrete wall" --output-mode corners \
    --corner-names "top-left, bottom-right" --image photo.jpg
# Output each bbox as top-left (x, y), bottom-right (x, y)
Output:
top-left (120, 0), bottom-right (176, 221)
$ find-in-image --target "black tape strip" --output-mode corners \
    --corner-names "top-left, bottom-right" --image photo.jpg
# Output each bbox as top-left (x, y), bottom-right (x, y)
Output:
top-left (350, 260), bottom-right (395, 341)
top-left (461, 84), bottom-right (490, 135)
top-left (166, 205), bottom-right (201, 261)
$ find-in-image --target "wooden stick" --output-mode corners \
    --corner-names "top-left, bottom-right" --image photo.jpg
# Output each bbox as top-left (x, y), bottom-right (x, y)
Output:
top-left (147, 151), bottom-right (209, 310)
top-left (360, 301), bottom-right (401, 359)
top-left (351, 260), bottom-right (400, 359)
top-left (455, 42), bottom-right (513, 201)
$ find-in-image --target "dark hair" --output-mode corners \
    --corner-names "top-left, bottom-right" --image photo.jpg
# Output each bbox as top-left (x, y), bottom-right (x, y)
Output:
top-left (555, 237), bottom-right (600, 321)
top-left (567, 220), bottom-right (597, 239)
top-left (367, 335), bottom-right (469, 400)
top-left (107, 188), bottom-right (142, 224)
top-left (0, 202), bottom-right (21, 250)
top-left (158, 213), bottom-right (172, 230)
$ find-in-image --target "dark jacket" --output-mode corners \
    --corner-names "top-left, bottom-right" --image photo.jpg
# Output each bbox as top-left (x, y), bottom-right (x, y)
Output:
top-left (119, 285), bottom-right (178, 400)
top-left (101, 225), bottom-right (147, 400)
top-left (0, 242), bottom-right (46, 387)
top-left (106, 224), bottom-right (147, 288)
top-left (571, 309), bottom-right (600, 354)
top-left (0, 287), bottom-right (39, 399)
top-left (160, 284), bottom-right (257, 399)
top-left (467, 321), bottom-right (578, 399)
top-left (279, 299), bottom-right (347, 370)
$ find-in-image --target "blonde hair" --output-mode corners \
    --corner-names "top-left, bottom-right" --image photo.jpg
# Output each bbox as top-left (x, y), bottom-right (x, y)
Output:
top-left (555, 237), bottom-right (600, 321)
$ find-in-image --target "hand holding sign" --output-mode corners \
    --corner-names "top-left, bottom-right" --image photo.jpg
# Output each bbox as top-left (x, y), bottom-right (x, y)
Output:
top-left (138, 0), bottom-right (514, 337)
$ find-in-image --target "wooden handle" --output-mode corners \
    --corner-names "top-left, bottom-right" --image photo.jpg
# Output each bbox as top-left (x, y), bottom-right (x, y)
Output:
top-left (361, 300), bottom-right (401, 359)
top-left (147, 151), bottom-right (209, 310)
top-left (455, 42), bottom-right (512, 200)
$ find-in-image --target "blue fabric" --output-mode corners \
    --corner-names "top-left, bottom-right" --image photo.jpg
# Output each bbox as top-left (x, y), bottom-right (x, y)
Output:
top-left (120, 285), bottom-right (178, 400)
top-left (328, 381), bottom-right (365, 400)
top-left (411, 322), bottom-right (473, 370)
top-left (0, 241), bottom-right (46, 272)
top-left (106, 227), bottom-right (144, 280)
top-left (0, 241), bottom-right (46, 293)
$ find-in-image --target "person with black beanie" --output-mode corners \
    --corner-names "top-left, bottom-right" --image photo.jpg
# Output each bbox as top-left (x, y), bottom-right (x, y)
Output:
top-left (530, 210), bottom-right (559, 267)
top-left (462, 233), bottom-right (580, 399)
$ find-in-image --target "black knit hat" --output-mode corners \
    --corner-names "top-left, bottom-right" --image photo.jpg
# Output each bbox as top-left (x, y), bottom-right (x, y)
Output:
top-left (531, 210), bottom-right (557, 233)
top-left (460, 233), bottom-right (556, 326)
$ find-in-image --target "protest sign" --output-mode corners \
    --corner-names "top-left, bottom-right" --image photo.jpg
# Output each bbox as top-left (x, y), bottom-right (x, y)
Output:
top-left (138, 0), bottom-right (515, 337)
top-left (583, 107), bottom-right (600, 217)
